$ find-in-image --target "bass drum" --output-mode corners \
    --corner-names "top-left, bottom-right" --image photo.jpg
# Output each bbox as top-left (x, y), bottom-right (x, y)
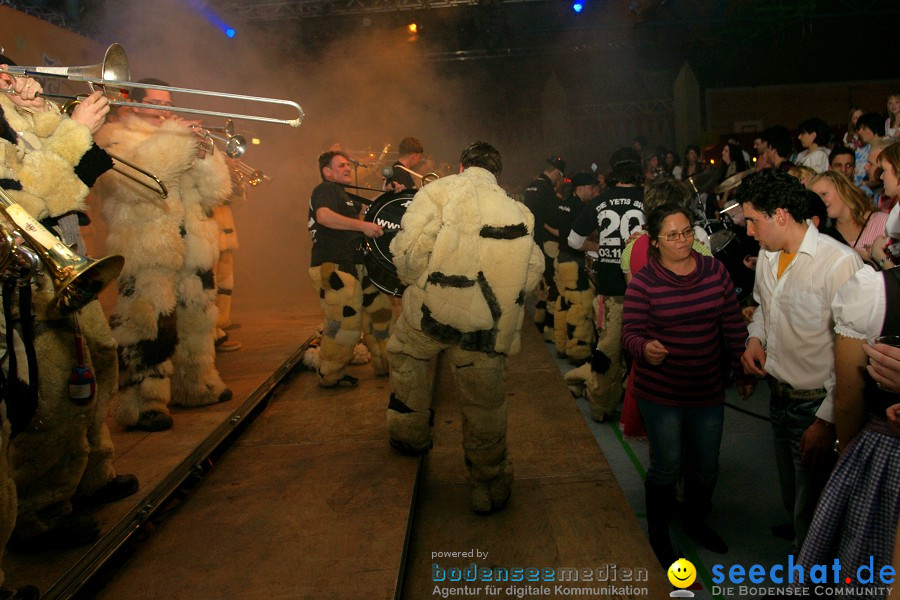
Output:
top-left (701, 220), bottom-right (754, 302)
top-left (363, 190), bottom-right (415, 297)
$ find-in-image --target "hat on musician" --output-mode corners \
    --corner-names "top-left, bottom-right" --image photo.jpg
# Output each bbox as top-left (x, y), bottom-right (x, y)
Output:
top-left (571, 172), bottom-right (595, 188)
top-left (546, 156), bottom-right (566, 175)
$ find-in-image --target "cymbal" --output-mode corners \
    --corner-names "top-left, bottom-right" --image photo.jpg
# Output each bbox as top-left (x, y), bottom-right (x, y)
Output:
top-left (686, 169), bottom-right (720, 194)
top-left (714, 170), bottom-right (751, 194)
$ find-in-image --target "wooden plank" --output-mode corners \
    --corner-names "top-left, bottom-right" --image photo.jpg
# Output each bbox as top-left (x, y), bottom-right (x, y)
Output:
top-left (91, 350), bottom-right (419, 600)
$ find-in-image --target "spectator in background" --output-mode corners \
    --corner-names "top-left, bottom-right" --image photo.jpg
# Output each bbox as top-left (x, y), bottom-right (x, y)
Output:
top-left (809, 170), bottom-right (888, 266)
top-left (886, 94), bottom-right (900, 139)
top-left (683, 145), bottom-right (703, 180)
top-left (662, 150), bottom-right (682, 180)
top-left (855, 112), bottom-right (885, 189)
top-left (796, 118), bottom-right (832, 174)
top-left (829, 146), bottom-right (856, 181)
top-left (754, 135), bottom-right (773, 171)
top-left (721, 142), bottom-right (749, 181)
top-left (761, 125), bottom-right (795, 171)
top-left (843, 107), bottom-right (864, 149)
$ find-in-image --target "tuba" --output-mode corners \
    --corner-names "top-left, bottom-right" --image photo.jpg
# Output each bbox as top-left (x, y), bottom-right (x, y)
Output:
top-left (0, 188), bottom-right (124, 319)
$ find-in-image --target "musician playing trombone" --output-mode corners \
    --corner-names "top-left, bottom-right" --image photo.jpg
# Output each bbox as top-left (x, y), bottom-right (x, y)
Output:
top-left (0, 54), bottom-right (138, 559)
top-left (384, 136), bottom-right (424, 192)
top-left (94, 78), bottom-right (234, 431)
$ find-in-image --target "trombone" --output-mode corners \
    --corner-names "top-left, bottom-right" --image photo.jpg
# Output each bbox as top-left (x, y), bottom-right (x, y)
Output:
top-left (0, 43), bottom-right (305, 128)
top-left (59, 97), bottom-right (168, 198)
top-left (388, 163), bottom-right (440, 187)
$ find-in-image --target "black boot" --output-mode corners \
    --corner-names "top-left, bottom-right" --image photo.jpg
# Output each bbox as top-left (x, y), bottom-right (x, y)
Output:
top-left (683, 477), bottom-right (728, 554)
top-left (645, 480), bottom-right (677, 567)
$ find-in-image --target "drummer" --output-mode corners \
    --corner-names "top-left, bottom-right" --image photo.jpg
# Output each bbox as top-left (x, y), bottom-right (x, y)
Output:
top-left (307, 150), bottom-right (393, 388)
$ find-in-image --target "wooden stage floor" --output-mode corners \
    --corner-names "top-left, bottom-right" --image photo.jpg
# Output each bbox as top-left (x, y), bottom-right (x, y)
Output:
top-left (3, 300), bottom-right (668, 599)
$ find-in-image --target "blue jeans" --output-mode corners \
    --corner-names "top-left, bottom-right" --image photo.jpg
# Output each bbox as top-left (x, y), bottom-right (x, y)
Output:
top-left (637, 398), bottom-right (725, 487)
top-left (768, 379), bottom-right (828, 550)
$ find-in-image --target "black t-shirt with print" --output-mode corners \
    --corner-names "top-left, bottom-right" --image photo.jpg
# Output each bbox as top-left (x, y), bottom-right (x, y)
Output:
top-left (308, 181), bottom-right (365, 267)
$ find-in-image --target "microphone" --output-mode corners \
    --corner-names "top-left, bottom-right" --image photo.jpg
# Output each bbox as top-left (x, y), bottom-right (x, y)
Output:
top-left (348, 157), bottom-right (370, 169)
top-left (381, 166), bottom-right (394, 178)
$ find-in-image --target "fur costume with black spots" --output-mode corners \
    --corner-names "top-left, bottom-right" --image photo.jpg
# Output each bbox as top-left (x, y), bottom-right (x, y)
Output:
top-left (308, 263), bottom-right (392, 385)
top-left (0, 94), bottom-right (122, 547)
top-left (552, 253), bottom-right (595, 362)
top-left (387, 165), bottom-right (544, 513)
top-left (94, 114), bottom-right (232, 426)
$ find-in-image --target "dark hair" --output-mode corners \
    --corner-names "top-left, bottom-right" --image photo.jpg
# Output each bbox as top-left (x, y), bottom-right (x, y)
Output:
top-left (829, 145), bottom-right (855, 165)
top-left (804, 189), bottom-right (827, 229)
top-left (132, 78), bottom-right (170, 104)
top-left (725, 142), bottom-right (749, 172)
top-left (797, 117), bottom-right (831, 147)
top-left (399, 136), bottom-right (423, 155)
top-left (760, 125), bottom-right (793, 160)
top-left (317, 150), bottom-right (350, 181)
top-left (460, 141), bottom-right (502, 176)
top-left (856, 112), bottom-right (885, 136)
top-left (646, 202), bottom-right (694, 259)
top-left (644, 178), bottom-right (691, 213)
top-left (608, 147), bottom-right (644, 186)
top-left (735, 168), bottom-right (809, 222)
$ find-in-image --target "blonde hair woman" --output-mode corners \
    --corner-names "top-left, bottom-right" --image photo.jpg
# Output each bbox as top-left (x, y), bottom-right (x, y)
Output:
top-left (810, 170), bottom-right (888, 264)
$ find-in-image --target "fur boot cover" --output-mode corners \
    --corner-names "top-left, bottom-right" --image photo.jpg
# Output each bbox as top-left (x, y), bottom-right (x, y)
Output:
top-left (10, 285), bottom-right (118, 537)
top-left (390, 166), bottom-right (544, 356)
top-left (95, 115), bottom-right (232, 422)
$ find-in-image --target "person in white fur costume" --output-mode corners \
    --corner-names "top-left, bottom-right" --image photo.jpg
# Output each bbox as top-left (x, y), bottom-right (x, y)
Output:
top-left (386, 142), bottom-right (544, 514)
top-left (93, 80), bottom-right (233, 432)
top-left (0, 60), bottom-right (137, 558)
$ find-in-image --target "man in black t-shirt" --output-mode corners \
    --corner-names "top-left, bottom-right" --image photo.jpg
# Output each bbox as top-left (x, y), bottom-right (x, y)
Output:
top-left (522, 156), bottom-right (565, 339)
top-left (567, 148), bottom-right (645, 422)
top-left (384, 136), bottom-right (423, 191)
top-left (551, 172), bottom-right (597, 363)
top-left (308, 150), bottom-right (392, 387)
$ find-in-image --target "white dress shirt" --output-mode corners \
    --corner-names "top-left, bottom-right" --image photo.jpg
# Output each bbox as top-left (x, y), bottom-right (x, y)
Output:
top-left (832, 266), bottom-right (884, 341)
top-left (747, 223), bottom-right (864, 421)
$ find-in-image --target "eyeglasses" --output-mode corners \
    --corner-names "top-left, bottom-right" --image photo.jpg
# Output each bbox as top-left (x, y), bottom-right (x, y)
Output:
top-left (659, 228), bottom-right (695, 242)
top-left (142, 99), bottom-right (174, 107)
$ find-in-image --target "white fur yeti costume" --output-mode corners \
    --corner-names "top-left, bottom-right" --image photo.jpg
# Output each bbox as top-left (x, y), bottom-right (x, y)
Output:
top-left (0, 93), bottom-right (130, 549)
top-left (386, 163), bottom-right (544, 514)
top-left (94, 114), bottom-right (232, 429)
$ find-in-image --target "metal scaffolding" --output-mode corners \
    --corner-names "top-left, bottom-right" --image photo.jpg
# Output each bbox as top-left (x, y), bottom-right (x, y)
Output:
top-left (217, 0), bottom-right (544, 21)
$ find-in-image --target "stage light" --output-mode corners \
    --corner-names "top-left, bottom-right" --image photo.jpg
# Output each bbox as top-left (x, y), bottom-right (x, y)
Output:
top-left (251, 138), bottom-right (261, 146)
top-left (407, 22), bottom-right (418, 34)
top-left (572, 2), bottom-right (584, 13)
top-left (709, 159), bottom-right (716, 165)
top-left (225, 27), bottom-right (236, 38)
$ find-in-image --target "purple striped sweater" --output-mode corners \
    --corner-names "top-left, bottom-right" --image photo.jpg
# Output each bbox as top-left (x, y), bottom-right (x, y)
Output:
top-left (621, 252), bottom-right (748, 407)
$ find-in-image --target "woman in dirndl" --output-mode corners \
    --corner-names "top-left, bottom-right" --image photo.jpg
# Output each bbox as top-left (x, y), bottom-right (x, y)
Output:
top-left (795, 263), bottom-right (900, 593)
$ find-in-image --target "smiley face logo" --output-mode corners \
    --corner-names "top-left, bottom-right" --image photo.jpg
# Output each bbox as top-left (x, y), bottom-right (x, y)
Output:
top-left (667, 558), bottom-right (696, 588)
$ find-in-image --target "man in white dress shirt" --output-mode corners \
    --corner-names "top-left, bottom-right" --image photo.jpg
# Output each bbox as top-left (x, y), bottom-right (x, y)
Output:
top-left (737, 169), bottom-right (863, 552)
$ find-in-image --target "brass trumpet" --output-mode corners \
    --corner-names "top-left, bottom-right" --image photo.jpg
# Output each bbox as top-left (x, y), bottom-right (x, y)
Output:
top-left (193, 120), bottom-right (246, 159)
top-left (0, 43), bottom-right (304, 127)
top-left (0, 187), bottom-right (124, 319)
top-left (232, 160), bottom-right (267, 186)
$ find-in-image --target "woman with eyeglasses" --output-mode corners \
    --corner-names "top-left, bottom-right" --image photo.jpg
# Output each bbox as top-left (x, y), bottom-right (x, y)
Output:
top-left (621, 202), bottom-right (752, 567)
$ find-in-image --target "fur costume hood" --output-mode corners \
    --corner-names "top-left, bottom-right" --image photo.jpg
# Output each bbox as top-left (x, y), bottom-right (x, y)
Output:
top-left (391, 166), bottom-right (544, 355)
top-left (0, 95), bottom-right (93, 219)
